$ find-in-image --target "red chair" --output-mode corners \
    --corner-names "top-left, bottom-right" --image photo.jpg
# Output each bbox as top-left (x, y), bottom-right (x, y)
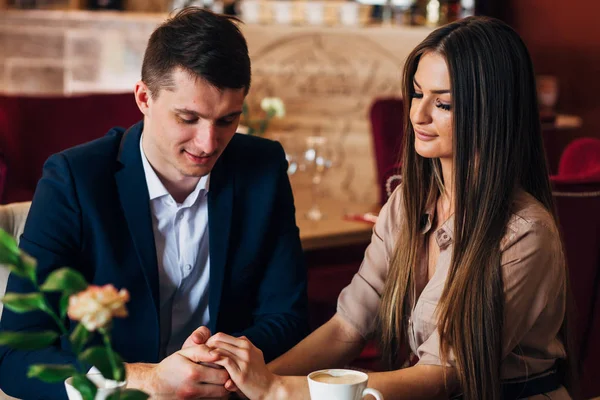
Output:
top-left (0, 93), bottom-right (142, 203)
top-left (556, 137), bottom-right (600, 182)
top-left (550, 178), bottom-right (600, 398)
top-left (369, 98), bottom-right (404, 205)
top-left (305, 244), bottom-right (385, 371)
top-left (383, 163), bottom-right (402, 200)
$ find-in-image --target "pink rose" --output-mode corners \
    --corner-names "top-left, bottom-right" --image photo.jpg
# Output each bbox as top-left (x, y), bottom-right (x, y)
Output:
top-left (67, 284), bottom-right (130, 331)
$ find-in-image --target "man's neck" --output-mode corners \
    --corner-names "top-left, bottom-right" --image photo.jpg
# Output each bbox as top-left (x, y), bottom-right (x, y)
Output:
top-left (141, 131), bottom-right (200, 204)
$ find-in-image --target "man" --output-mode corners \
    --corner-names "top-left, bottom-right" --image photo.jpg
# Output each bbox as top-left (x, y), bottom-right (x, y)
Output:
top-left (0, 8), bottom-right (308, 399)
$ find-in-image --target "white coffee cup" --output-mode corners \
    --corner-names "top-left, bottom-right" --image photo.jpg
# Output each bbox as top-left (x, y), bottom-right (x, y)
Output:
top-left (308, 369), bottom-right (384, 400)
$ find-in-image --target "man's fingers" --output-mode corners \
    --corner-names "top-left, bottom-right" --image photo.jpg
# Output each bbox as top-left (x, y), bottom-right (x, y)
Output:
top-left (182, 327), bottom-right (211, 349)
top-left (187, 363), bottom-right (230, 385)
top-left (176, 382), bottom-right (230, 399)
top-left (192, 326), bottom-right (211, 344)
top-left (178, 344), bottom-right (220, 364)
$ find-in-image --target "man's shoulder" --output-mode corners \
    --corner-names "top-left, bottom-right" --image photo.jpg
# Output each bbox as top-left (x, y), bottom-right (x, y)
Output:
top-left (57, 126), bottom-right (126, 165)
top-left (227, 133), bottom-right (283, 160)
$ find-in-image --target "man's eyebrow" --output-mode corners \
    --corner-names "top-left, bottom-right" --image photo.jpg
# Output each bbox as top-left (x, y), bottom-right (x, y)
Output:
top-left (174, 108), bottom-right (243, 119)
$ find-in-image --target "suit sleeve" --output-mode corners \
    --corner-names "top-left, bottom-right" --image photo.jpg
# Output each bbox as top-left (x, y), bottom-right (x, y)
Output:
top-left (0, 153), bottom-right (83, 400)
top-left (238, 143), bottom-right (309, 362)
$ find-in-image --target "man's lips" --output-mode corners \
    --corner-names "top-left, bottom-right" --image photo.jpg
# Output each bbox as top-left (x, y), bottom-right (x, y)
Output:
top-left (184, 150), bottom-right (213, 165)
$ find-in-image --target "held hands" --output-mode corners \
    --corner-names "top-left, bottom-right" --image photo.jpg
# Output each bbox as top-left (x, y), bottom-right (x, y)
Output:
top-left (147, 326), bottom-right (231, 399)
top-left (207, 333), bottom-right (285, 400)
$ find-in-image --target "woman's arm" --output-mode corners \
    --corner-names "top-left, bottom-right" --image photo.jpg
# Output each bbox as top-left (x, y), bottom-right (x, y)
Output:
top-left (208, 315), bottom-right (459, 400)
top-left (267, 314), bottom-right (366, 376)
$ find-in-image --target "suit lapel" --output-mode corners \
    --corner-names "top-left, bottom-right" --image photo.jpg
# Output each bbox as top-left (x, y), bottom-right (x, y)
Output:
top-left (207, 153), bottom-right (234, 333)
top-left (115, 123), bottom-right (160, 318)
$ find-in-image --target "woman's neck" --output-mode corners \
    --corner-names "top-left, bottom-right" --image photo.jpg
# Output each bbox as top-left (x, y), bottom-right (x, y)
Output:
top-left (438, 158), bottom-right (455, 220)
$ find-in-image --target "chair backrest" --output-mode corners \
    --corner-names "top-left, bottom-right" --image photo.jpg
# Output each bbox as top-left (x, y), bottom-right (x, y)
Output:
top-left (550, 178), bottom-right (600, 397)
top-left (0, 94), bottom-right (142, 203)
top-left (384, 166), bottom-right (402, 200)
top-left (557, 137), bottom-right (600, 180)
top-left (0, 201), bottom-right (31, 319)
top-left (369, 97), bottom-right (404, 205)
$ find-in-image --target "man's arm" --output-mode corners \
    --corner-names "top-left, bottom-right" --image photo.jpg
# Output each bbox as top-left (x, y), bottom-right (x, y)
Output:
top-left (0, 153), bottom-right (84, 399)
top-left (237, 143), bottom-right (309, 362)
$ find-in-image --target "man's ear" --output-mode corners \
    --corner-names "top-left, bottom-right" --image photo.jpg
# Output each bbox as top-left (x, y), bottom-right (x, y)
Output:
top-left (134, 81), bottom-right (152, 117)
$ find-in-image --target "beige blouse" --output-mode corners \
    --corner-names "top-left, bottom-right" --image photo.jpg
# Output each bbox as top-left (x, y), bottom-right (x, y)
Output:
top-left (337, 188), bottom-right (570, 399)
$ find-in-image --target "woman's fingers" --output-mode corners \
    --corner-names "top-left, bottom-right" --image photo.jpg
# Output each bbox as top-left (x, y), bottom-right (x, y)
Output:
top-left (209, 339), bottom-right (251, 362)
top-left (225, 378), bottom-right (239, 392)
top-left (207, 332), bottom-right (251, 349)
top-left (211, 348), bottom-right (243, 377)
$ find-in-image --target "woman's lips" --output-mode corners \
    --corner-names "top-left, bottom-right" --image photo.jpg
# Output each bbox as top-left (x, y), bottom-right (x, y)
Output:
top-left (414, 129), bottom-right (438, 142)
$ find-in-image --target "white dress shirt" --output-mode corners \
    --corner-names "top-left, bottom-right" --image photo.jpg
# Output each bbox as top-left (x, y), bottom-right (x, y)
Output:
top-left (140, 136), bottom-right (211, 358)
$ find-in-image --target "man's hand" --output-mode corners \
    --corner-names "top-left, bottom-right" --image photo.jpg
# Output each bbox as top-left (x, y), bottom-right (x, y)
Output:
top-left (126, 343), bottom-right (231, 399)
top-left (182, 326), bottom-right (212, 350)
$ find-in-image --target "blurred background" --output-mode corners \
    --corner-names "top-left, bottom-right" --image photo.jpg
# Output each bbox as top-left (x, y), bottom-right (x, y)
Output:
top-left (0, 1), bottom-right (599, 399)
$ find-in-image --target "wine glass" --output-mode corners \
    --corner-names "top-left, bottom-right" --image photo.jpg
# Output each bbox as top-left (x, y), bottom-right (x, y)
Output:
top-left (271, 133), bottom-right (303, 176)
top-left (303, 136), bottom-right (334, 221)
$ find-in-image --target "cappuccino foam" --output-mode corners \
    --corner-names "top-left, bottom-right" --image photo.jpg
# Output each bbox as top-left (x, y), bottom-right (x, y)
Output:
top-left (311, 373), bottom-right (364, 385)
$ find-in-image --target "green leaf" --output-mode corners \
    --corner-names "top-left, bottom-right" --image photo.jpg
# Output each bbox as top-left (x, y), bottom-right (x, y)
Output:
top-left (79, 346), bottom-right (125, 382)
top-left (0, 229), bottom-right (19, 260)
top-left (1, 292), bottom-right (46, 313)
top-left (40, 268), bottom-right (88, 294)
top-left (107, 389), bottom-right (150, 400)
top-left (70, 323), bottom-right (91, 355)
top-left (19, 253), bottom-right (38, 283)
top-left (0, 331), bottom-right (59, 350)
top-left (59, 292), bottom-right (70, 320)
top-left (71, 374), bottom-right (97, 400)
top-left (0, 246), bottom-right (37, 283)
top-left (27, 364), bottom-right (77, 383)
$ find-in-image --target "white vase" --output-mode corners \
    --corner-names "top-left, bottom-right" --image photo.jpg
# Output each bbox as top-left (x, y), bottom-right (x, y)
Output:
top-left (65, 373), bottom-right (126, 400)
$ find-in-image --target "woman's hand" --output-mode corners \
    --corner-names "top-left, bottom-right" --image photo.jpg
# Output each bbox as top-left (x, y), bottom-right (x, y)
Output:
top-left (207, 333), bottom-right (285, 400)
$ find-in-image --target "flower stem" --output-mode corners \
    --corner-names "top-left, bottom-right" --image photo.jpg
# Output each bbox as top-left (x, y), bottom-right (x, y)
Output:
top-left (29, 278), bottom-right (68, 336)
top-left (99, 328), bottom-right (121, 382)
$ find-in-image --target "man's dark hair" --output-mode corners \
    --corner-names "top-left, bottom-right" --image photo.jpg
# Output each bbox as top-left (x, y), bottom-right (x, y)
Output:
top-left (141, 7), bottom-right (251, 97)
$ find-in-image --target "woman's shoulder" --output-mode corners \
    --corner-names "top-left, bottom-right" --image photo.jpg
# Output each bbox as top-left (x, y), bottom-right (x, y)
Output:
top-left (501, 190), bottom-right (561, 253)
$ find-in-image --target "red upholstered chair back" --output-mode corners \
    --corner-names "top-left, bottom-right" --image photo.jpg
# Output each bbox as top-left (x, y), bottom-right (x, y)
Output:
top-left (369, 97), bottom-right (404, 205)
top-left (557, 137), bottom-right (600, 181)
top-left (0, 93), bottom-right (142, 203)
top-left (550, 178), bottom-right (600, 398)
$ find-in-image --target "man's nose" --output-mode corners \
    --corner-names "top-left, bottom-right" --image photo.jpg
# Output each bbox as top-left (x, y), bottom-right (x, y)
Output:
top-left (193, 123), bottom-right (217, 155)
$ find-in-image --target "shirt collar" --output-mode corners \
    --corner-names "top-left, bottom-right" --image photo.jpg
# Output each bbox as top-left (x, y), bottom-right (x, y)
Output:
top-left (420, 197), bottom-right (455, 248)
top-left (139, 135), bottom-right (210, 203)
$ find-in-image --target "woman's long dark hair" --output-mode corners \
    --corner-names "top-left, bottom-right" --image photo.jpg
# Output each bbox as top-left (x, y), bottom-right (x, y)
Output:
top-left (377, 16), bottom-right (574, 399)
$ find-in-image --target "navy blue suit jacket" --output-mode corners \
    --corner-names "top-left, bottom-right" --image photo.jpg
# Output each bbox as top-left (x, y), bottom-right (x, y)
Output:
top-left (0, 122), bottom-right (308, 399)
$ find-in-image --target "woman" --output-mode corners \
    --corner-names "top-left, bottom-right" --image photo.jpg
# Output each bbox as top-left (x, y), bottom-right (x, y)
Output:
top-left (204, 16), bottom-right (573, 399)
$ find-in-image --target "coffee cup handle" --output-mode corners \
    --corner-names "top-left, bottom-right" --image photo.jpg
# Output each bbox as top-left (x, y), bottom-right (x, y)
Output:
top-left (362, 388), bottom-right (384, 400)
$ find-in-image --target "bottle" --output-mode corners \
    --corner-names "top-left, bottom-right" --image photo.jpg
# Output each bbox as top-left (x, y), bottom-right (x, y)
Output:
top-left (439, 0), bottom-right (460, 24)
top-left (88, 0), bottom-right (123, 10)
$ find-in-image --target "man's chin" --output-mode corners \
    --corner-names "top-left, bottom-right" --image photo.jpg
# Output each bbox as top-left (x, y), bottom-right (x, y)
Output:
top-left (179, 165), bottom-right (213, 178)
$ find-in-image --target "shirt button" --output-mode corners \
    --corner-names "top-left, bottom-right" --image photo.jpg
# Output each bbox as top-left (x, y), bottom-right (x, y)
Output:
top-left (177, 213), bottom-right (184, 221)
top-left (185, 264), bottom-right (192, 271)
top-left (442, 234), bottom-right (449, 240)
